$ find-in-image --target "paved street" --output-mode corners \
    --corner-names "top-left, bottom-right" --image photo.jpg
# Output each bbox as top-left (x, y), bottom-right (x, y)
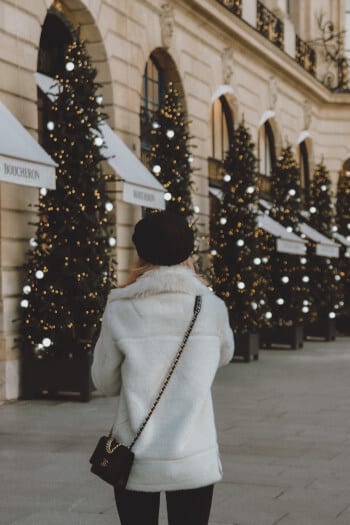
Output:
top-left (1, 337), bottom-right (350, 525)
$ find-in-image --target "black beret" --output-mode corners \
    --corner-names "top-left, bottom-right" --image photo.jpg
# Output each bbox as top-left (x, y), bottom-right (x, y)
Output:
top-left (132, 211), bottom-right (194, 266)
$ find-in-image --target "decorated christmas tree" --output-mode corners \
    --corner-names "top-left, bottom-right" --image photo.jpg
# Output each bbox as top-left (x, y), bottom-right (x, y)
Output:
top-left (19, 31), bottom-right (116, 360)
top-left (335, 171), bottom-right (350, 330)
top-left (268, 146), bottom-right (313, 326)
top-left (149, 81), bottom-right (195, 220)
top-left (211, 121), bottom-right (271, 335)
top-left (308, 161), bottom-right (343, 324)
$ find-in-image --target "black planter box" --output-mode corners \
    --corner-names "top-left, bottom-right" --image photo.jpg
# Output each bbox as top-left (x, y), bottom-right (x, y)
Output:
top-left (21, 352), bottom-right (93, 402)
top-left (305, 318), bottom-right (336, 342)
top-left (260, 324), bottom-right (304, 350)
top-left (233, 332), bottom-right (259, 362)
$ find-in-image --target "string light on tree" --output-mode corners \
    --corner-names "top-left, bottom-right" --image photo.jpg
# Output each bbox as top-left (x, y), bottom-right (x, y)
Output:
top-left (19, 29), bottom-right (116, 362)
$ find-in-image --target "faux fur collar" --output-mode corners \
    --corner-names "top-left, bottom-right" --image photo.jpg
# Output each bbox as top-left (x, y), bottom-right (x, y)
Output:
top-left (108, 266), bottom-right (212, 301)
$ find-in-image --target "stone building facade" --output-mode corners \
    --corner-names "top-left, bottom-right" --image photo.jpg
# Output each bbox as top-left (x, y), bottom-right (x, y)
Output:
top-left (1, 0), bottom-right (350, 400)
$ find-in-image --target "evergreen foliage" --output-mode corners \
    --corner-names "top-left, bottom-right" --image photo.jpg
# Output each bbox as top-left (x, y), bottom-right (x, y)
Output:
top-left (211, 121), bottom-right (270, 333)
top-left (335, 171), bottom-right (350, 328)
top-left (19, 31), bottom-right (116, 359)
top-left (268, 146), bottom-right (313, 326)
top-left (149, 81), bottom-right (195, 220)
top-left (308, 161), bottom-right (343, 322)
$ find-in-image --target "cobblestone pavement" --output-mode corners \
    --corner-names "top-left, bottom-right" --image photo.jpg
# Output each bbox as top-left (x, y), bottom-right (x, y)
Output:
top-left (1, 337), bottom-right (350, 525)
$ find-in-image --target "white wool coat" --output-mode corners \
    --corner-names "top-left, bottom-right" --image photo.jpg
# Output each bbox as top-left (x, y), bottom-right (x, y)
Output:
top-left (91, 265), bottom-right (234, 492)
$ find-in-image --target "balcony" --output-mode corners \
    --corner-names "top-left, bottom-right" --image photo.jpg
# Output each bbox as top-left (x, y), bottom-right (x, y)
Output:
top-left (296, 35), bottom-right (317, 77)
top-left (256, 1), bottom-right (284, 50)
top-left (216, 0), bottom-right (242, 18)
top-left (214, 0), bottom-right (320, 80)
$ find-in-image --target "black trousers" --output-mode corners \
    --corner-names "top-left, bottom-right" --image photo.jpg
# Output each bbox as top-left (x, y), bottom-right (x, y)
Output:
top-left (114, 484), bottom-right (214, 525)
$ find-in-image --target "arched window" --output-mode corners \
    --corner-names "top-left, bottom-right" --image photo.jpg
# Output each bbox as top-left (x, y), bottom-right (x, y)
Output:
top-left (342, 158), bottom-right (350, 175)
top-left (38, 9), bottom-right (73, 148)
top-left (140, 55), bottom-right (165, 164)
top-left (258, 121), bottom-right (275, 177)
top-left (258, 120), bottom-right (275, 198)
top-left (208, 96), bottom-right (234, 186)
top-left (299, 141), bottom-right (310, 204)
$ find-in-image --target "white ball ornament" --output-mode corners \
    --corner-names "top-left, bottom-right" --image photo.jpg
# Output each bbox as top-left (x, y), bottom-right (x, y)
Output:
top-left (210, 249), bottom-right (217, 256)
top-left (329, 312), bottom-right (336, 319)
top-left (246, 186), bottom-right (255, 194)
top-left (220, 217), bottom-right (227, 225)
top-left (302, 306), bottom-right (309, 313)
top-left (300, 257), bottom-right (307, 264)
top-left (302, 275), bottom-right (310, 283)
top-left (105, 202), bottom-right (114, 212)
top-left (223, 174), bottom-right (231, 182)
top-left (281, 276), bottom-right (289, 283)
top-left (253, 257), bottom-right (261, 265)
top-left (251, 302), bottom-right (258, 310)
top-left (20, 299), bottom-right (29, 308)
top-left (288, 188), bottom-right (296, 196)
top-left (152, 165), bottom-right (161, 174)
top-left (286, 226), bottom-right (293, 232)
top-left (108, 237), bottom-right (117, 247)
top-left (236, 239), bottom-right (244, 247)
top-left (65, 61), bottom-right (75, 71)
top-left (35, 270), bottom-right (44, 279)
top-left (310, 206), bottom-right (317, 214)
top-left (194, 206), bottom-right (200, 214)
top-left (96, 95), bottom-right (103, 105)
top-left (152, 121), bottom-right (160, 129)
top-left (164, 192), bottom-right (172, 201)
top-left (265, 311), bottom-right (273, 319)
top-left (334, 274), bottom-right (341, 281)
top-left (47, 121), bottom-right (55, 130)
top-left (94, 137), bottom-right (103, 147)
top-left (276, 298), bottom-right (284, 305)
top-left (237, 282), bottom-right (245, 289)
top-left (166, 130), bottom-right (175, 139)
top-left (42, 338), bottom-right (52, 347)
top-left (29, 238), bottom-right (38, 248)
top-left (23, 285), bottom-right (31, 295)
top-left (40, 188), bottom-right (48, 196)
top-left (321, 185), bottom-right (327, 191)
top-left (332, 226), bottom-right (338, 232)
top-left (188, 155), bottom-right (194, 163)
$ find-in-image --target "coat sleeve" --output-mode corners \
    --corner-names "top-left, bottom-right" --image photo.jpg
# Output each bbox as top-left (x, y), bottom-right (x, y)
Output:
top-left (91, 305), bottom-right (122, 396)
top-left (218, 300), bottom-right (235, 367)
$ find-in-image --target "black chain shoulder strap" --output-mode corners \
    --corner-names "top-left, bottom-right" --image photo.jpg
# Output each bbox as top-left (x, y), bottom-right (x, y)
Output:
top-left (125, 295), bottom-right (202, 450)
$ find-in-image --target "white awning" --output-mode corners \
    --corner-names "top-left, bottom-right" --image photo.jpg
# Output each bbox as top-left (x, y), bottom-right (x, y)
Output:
top-left (100, 123), bottom-right (165, 209)
top-left (299, 223), bottom-right (340, 258)
top-left (333, 232), bottom-right (350, 257)
top-left (0, 101), bottom-right (56, 189)
top-left (209, 187), bottom-right (224, 200)
top-left (35, 72), bottom-right (164, 209)
top-left (257, 213), bottom-right (307, 255)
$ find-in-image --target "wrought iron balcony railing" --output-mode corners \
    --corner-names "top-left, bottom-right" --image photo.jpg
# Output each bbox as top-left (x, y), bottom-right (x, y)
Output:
top-left (257, 1), bottom-right (284, 50)
top-left (216, 0), bottom-right (242, 18)
top-left (295, 35), bottom-right (317, 77)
